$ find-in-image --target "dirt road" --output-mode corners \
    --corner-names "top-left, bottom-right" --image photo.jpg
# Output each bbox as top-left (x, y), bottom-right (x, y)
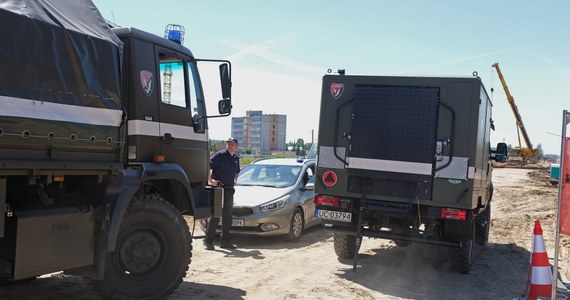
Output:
top-left (0, 167), bottom-right (568, 299)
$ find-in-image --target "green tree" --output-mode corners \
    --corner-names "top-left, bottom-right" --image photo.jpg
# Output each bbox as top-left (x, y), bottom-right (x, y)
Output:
top-left (296, 138), bottom-right (305, 156)
top-left (536, 143), bottom-right (544, 160)
top-left (287, 141), bottom-right (295, 151)
top-left (209, 140), bottom-right (218, 153)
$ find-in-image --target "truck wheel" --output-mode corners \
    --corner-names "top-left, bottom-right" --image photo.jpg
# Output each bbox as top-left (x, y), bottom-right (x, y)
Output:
top-left (475, 204), bottom-right (491, 246)
top-left (334, 233), bottom-right (356, 259)
top-left (287, 208), bottom-right (304, 242)
top-left (451, 225), bottom-right (475, 274)
top-left (92, 195), bottom-right (192, 299)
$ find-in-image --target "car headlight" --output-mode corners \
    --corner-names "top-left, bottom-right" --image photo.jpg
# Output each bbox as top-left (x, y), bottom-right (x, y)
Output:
top-left (259, 196), bottom-right (290, 212)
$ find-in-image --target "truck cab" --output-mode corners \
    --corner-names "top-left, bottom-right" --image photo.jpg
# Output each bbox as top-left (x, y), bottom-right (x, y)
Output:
top-left (114, 27), bottom-right (231, 218)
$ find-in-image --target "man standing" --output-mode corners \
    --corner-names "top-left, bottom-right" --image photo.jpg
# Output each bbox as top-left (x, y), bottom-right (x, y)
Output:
top-left (203, 138), bottom-right (240, 250)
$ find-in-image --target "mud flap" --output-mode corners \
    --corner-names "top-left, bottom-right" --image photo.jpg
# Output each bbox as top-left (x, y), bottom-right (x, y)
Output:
top-left (352, 200), bottom-right (366, 272)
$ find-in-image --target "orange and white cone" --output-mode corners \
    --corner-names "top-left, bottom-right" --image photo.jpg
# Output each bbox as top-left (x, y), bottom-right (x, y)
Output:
top-left (526, 220), bottom-right (552, 300)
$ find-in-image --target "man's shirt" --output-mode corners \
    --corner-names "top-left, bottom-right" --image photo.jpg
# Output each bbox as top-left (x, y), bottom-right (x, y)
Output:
top-left (210, 150), bottom-right (240, 186)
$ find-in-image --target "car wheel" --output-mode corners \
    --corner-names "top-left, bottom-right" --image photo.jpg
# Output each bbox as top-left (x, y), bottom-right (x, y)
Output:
top-left (287, 208), bottom-right (304, 242)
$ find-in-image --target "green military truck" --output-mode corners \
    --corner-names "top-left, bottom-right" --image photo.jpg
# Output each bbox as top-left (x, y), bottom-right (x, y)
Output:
top-left (0, 1), bottom-right (231, 298)
top-left (314, 72), bottom-right (507, 273)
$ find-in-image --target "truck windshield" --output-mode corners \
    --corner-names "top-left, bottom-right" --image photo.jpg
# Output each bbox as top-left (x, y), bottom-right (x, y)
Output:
top-left (159, 60), bottom-right (186, 107)
top-left (158, 54), bottom-right (205, 128)
top-left (306, 142), bottom-right (317, 160)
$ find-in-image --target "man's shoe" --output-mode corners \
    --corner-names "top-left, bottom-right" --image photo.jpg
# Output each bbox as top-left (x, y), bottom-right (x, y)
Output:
top-left (203, 240), bottom-right (215, 250)
top-left (219, 243), bottom-right (237, 249)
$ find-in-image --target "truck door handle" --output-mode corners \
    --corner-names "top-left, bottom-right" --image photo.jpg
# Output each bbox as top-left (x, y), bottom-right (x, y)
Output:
top-left (162, 133), bottom-right (175, 144)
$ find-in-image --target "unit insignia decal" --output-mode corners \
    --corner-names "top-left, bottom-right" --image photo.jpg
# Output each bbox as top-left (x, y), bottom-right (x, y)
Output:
top-left (140, 70), bottom-right (154, 96)
top-left (330, 83), bottom-right (344, 99)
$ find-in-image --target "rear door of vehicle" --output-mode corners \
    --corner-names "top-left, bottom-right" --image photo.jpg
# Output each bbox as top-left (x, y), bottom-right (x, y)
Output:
top-left (347, 85), bottom-right (439, 201)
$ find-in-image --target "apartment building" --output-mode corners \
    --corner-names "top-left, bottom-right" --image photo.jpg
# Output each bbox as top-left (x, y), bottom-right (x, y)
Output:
top-left (231, 110), bottom-right (286, 155)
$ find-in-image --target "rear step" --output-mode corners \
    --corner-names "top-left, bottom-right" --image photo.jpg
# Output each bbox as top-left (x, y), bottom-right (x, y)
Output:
top-left (325, 225), bottom-right (462, 248)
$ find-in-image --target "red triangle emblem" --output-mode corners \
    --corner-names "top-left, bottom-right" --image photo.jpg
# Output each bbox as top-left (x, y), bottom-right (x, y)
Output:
top-left (323, 171), bottom-right (337, 187)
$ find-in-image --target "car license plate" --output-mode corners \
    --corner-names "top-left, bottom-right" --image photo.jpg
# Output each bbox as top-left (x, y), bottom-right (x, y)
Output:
top-left (218, 218), bottom-right (245, 226)
top-left (317, 209), bottom-right (352, 222)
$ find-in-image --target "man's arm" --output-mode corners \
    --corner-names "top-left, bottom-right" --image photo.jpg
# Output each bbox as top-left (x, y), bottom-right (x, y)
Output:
top-left (208, 169), bottom-right (218, 186)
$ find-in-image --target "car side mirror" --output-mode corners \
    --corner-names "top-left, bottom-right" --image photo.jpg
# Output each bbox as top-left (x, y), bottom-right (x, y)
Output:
top-left (301, 176), bottom-right (315, 191)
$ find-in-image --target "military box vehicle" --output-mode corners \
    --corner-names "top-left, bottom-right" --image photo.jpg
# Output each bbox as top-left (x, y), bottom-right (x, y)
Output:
top-left (314, 72), bottom-right (507, 273)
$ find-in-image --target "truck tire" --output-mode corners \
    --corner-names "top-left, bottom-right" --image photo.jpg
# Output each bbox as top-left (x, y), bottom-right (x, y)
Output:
top-left (92, 195), bottom-right (192, 299)
top-left (333, 233), bottom-right (357, 259)
top-left (451, 225), bottom-right (475, 274)
top-left (286, 208), bottom-right (304, 242)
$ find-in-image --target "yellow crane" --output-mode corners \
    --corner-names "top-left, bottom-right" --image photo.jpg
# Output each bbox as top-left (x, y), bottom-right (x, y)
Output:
top-left (492, 63), bottom-right (538, 162)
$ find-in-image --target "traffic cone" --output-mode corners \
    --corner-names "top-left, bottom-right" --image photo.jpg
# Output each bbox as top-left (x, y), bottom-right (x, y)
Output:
top-left (526, 220), bottom-right (552, 300)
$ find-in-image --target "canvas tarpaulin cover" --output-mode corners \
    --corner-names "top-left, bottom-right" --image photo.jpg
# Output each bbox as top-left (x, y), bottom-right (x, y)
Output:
top-left (0, 0), bottom-right (123, 128)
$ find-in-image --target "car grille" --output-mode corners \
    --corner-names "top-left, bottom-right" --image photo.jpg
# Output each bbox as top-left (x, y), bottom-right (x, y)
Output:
top-left (231, 225), bottom-right (263, 232)
top-left (233, 206), bottom-right (254, 217)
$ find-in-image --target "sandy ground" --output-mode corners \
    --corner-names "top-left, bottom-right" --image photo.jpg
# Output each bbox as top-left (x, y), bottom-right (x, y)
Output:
top-left (0, 167), bottom-right (568, 299)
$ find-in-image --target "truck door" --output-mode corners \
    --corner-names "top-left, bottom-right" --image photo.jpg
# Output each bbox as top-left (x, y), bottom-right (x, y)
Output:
top-left (156, 48), bottom-right (209, 184)
top-left (348, 85), bottom-right (439, 201)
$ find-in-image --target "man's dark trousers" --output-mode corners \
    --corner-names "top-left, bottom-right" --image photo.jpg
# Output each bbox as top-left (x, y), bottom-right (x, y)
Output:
top-left (205, 187), bottom-right (235, 244)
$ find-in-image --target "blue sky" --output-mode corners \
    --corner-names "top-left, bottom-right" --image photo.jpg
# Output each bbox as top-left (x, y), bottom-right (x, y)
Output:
top-left (92, 0), bottom-right (570, 154)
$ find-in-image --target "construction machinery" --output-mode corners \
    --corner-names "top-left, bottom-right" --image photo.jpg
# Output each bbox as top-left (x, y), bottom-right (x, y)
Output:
top-left (492, 63), bottom-right (539, 162)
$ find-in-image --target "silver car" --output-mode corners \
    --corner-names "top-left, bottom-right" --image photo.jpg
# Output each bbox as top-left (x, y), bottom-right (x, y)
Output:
top-left (207, 158), bottom-right (320, 242)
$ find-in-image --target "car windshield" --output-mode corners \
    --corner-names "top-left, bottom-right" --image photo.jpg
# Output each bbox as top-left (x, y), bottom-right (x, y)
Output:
top-left (237, 164), bottom-right (302, 188)
top-left (306, 142), bottom-right (317, 160)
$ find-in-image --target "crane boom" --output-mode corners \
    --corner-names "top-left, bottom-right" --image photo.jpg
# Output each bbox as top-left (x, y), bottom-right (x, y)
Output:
top-left (492, 63), bottom-right (535, 153)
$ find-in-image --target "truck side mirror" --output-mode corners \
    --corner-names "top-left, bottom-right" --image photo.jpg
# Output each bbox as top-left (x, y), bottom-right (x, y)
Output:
top-left (494, 142), bottom-right (508, 162)
top-left (218, 99), bottom-right (231, 115)
top-left (219, 63), bottom-right (231, 100)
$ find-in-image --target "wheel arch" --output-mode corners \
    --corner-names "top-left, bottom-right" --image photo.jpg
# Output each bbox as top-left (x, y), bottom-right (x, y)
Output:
top-left (106, 163), bottom-right (196, 251)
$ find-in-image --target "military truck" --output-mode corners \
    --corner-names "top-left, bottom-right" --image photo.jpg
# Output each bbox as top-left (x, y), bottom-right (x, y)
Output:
top-left (0, 1), bottom-right (231, 298)
top-left (314, 72), bottom-right (507, 273)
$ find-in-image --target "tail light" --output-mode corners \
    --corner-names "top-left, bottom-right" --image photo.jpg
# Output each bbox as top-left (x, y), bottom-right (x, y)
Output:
top-left (441, 208), bottom-right (467, 220)
top-left (153, 155), bottom-right (166, 163)
top-left (314, 195), bottom-right (339, 207)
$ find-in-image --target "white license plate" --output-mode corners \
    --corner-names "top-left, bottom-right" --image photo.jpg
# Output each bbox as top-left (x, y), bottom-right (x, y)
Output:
top-left (232, 218), bottom-right (244, 226)
top-left (317, 209), bottom-right (352, 222)
top-left (219, 218), bottom-right (245, 227)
